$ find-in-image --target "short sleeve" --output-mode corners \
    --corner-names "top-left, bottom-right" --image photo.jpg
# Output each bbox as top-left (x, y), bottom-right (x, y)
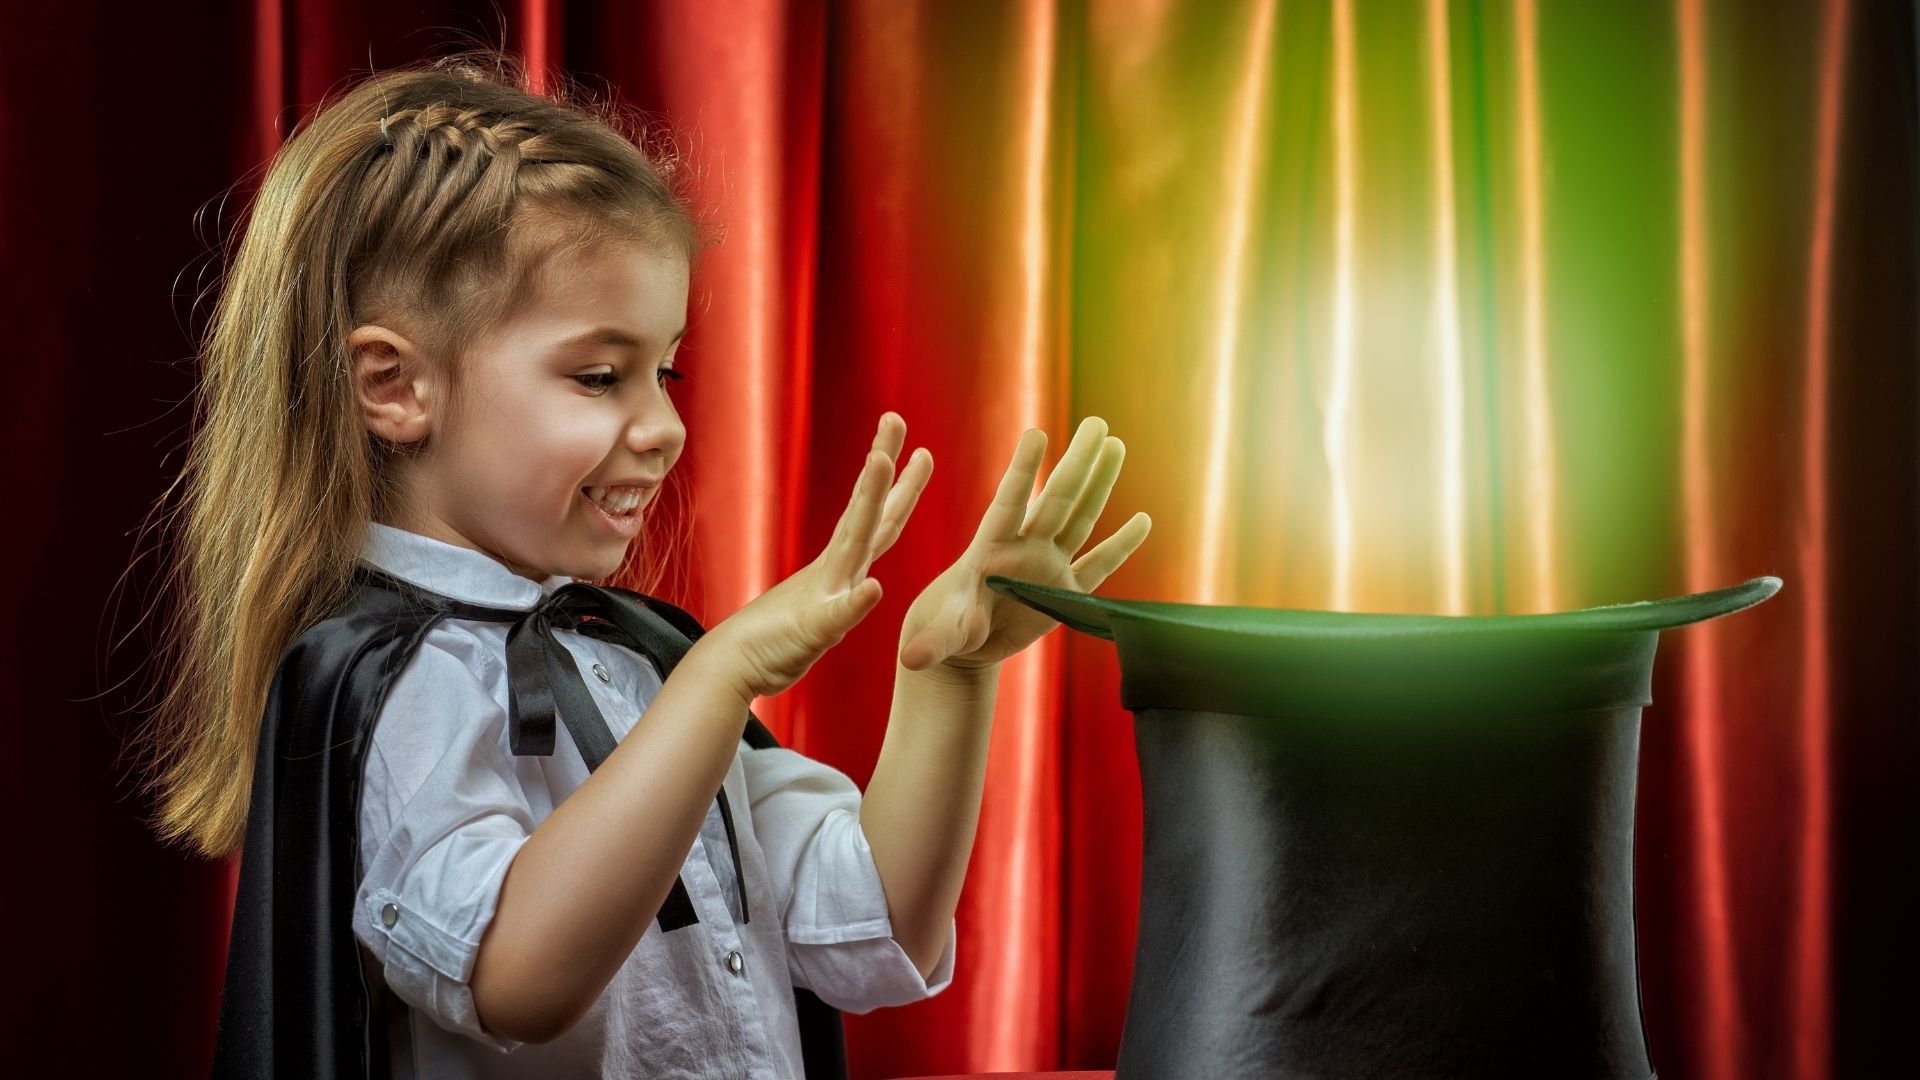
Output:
top-left (352, 628), bottom-right (533, 1053)
top-left (741, 746), bottom-right (957, 1013)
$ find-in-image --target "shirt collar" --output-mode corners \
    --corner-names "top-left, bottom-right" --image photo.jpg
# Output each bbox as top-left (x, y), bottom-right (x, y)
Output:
top-left (358, 522), bottom-right (574, 611)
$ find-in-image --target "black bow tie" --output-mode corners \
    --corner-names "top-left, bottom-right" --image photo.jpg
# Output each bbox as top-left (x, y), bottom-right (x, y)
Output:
top-left (496, 580), bottom-right (713, 767)
top-left (502, 582), bottom-right (633, 762)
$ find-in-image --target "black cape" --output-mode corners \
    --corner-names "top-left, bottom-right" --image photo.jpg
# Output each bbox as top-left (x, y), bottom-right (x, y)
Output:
top-left (211, 565), bottom-right (847, 1078)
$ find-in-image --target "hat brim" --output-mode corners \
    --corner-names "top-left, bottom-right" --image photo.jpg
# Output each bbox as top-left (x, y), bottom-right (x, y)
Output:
top-left (985, 574), bottom-right (1783, 641)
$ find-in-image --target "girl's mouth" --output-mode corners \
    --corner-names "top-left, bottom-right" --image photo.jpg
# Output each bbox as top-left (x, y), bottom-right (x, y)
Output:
top-left (584, 485), bottom-right (647, 515)
top-left (581, 485), bottom-right (648, 537)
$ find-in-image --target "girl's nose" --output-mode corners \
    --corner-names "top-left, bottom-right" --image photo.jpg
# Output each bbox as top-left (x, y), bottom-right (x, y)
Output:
top-left (625, 404), bottom-right (685, 459)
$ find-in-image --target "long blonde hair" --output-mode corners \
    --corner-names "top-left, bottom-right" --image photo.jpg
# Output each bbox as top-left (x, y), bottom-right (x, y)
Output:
top-left (134, 49), bottom-right (706, 859)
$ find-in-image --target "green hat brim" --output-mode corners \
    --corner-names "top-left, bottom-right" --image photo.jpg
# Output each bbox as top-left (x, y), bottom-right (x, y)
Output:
top-left (985, 574), bottom-right (1783, 641)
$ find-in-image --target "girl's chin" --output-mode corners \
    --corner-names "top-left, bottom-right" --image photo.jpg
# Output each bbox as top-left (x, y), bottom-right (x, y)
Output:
top-left (573, 537), bottom-right (640, 582)
top-left (499, 539), bottom-right (632, 584)
top-left (577, 552), bottom-right (631, 583)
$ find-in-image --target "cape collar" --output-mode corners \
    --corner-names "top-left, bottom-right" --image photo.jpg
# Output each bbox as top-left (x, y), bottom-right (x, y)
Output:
top-left (358, 522), bottom-right (573, 611)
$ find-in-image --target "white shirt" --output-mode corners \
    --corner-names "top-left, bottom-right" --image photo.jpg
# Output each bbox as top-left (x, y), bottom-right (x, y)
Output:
top-left (350, 523), bottom-right (956, 1079)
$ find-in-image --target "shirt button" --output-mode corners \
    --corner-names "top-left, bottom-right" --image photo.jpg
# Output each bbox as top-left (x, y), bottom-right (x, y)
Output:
top-left (591, 662), bottom-right (611, 683)
top-left (380, 902), bottom-right (400, 928)
top-left (725, 950), bottom-right (744, 975)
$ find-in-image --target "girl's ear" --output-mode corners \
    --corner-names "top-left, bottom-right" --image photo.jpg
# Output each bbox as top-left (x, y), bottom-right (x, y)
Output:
top-left (349, 325), bottom-right (436, 445)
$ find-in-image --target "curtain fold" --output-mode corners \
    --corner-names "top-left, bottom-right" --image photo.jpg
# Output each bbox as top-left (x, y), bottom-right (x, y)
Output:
top-left (5, 2), bottom-right (1912, 1078)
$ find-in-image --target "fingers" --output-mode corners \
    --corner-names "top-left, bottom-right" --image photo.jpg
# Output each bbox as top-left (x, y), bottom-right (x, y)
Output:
top-left (1068, 512), bottom-right (1153, 591)
top-left (827, 412), bottom-right (929, 587)
top-left (867, 446), bottom-right (932, 567)
top-left (859, 411), bottom-right (931, 575)
top-left (975, 428), bottom-right (1047, 544)
top-left (1056, 436), bottom-right (1124, 555)
top-left (871, 410), bottom-right (906, 464)
top-left (823, 450), bottom-right (891, 587)
top-left (1020, 416), bottom-right (1108, 540)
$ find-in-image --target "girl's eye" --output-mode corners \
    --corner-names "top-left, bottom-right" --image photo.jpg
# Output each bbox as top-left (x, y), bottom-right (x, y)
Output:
top-left (575, 368), bottom-right (685, 394)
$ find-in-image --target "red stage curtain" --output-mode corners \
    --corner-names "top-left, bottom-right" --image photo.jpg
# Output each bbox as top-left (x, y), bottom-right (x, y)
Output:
top-left (2, 2), bottom-right (1912, 1078)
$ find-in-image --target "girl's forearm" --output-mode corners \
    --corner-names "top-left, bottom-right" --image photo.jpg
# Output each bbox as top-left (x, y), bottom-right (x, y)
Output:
top-left (468, 640), bottom-right (756, 1044)
top-left (859, 653), bottom-right (1001, 979)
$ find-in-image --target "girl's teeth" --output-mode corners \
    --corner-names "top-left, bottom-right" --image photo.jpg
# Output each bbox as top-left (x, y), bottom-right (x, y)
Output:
top-left (586, 486), bottom-right (644, 515)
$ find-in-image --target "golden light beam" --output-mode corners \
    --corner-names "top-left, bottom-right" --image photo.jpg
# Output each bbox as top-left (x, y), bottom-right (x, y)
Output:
top-left (1328, 0), bottom-right (1358, 611)
top-left (1514, 0), bottom-right (1559, 613)
top-left (1196, 0), bottom-right (1279, 603)
top-left (1425, 0), bottom-right (1468, 615)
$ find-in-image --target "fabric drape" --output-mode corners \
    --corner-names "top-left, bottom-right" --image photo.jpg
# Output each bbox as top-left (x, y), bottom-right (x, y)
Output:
top-left (4, 2), bottom-right (1912, 1078)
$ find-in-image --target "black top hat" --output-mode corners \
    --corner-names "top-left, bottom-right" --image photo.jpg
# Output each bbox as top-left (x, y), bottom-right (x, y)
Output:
top-left (987, 574), bottom-right (1781, 1080)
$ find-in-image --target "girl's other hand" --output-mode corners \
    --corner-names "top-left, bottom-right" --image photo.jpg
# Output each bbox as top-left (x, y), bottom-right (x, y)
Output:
top-left (898, 416), bottom-right (1151, 674)
top-left (692, 412), bottom-right (932, 701)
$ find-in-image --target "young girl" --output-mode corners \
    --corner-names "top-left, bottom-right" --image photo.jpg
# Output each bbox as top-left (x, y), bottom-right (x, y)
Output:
top-left (141, 51), bottom-right (1149, 1079)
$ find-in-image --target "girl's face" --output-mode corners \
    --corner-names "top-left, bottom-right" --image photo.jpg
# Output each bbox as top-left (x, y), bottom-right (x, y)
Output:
top-left (390, 240), bottom-right (691, 582)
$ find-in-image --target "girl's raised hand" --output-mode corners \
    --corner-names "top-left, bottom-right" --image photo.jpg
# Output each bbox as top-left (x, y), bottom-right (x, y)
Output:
top-left (898, 416), bottom-right (1151, 674)
top-left (696, 412), bottom-right (932, 701)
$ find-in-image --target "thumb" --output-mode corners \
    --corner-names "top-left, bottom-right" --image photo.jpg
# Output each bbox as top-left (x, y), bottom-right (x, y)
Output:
top-left (833, 578), bottom-right (884, 632)
top-left (852, 577), bottom-right (883, 613)
top-left (898, 624), bottom-right (955, 671)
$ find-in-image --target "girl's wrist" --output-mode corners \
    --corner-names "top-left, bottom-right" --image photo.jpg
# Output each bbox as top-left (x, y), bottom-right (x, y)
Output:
top-left (902, 654), bottom-right (1001, 699)
top-left (675, 636), bottom-right (760, 709)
